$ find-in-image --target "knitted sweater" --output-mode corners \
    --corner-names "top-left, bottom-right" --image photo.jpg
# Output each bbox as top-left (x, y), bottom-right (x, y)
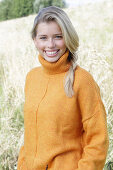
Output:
top-left (17, 51), bottom-right (109, 170)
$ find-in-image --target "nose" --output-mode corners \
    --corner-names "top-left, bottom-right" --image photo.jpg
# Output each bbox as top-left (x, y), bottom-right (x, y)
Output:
top-left (47, 38), bottom-right (55, 48)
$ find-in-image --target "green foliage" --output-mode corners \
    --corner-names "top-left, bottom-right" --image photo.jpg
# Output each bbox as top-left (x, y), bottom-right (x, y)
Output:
top-left (11, 103), bottom-right (24, 130)
top-left (0, 0), bottom-right (66, 21)
top-left (0, 63), bottom-right (4, 131)
top-left (33, 0), bottom-right (66, 13)
top-left (0, 100), bottom-right (24, 169)
top-left (0, 0), bottom-right (13, 21)
top-left (0, 147), bottom-right (17, 170)
top-left (0, 62), bottom-right (4, 89)
top-left (104, 162), bottom-right (113, 170)
top-left (0, 0), bottom-right (35, 21)
top-left (11, 0), bottom-right (34, 18)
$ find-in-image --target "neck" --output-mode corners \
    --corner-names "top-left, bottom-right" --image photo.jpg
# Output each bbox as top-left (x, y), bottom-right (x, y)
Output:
top-left (38, 50), bottom-right (71, 75)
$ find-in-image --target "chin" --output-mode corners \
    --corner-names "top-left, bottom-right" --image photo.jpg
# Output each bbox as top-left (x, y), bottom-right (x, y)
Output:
top-left (44, 55), bottom-right (61, 63)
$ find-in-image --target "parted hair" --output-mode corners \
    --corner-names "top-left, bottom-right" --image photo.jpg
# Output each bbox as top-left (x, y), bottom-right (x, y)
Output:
top-left (31, 6), bottom-right (79, 97)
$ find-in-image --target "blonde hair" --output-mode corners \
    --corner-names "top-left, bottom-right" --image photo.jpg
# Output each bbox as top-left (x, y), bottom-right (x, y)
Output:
top-left (31, 6), bottom-right (79, 97)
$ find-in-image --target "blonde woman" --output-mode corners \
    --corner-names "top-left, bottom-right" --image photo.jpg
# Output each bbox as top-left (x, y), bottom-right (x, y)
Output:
top-left (17, 6), bottom-right (109, 170)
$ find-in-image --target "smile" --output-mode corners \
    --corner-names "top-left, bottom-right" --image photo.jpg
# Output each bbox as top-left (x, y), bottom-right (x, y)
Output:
top-left (45, 50), bottom-right (59, 57)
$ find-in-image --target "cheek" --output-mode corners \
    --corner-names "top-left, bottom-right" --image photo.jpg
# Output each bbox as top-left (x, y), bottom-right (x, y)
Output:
top-left (56, 40), bottom-right (66, 49)
top-left (34, 40), bottom-right (44, 50)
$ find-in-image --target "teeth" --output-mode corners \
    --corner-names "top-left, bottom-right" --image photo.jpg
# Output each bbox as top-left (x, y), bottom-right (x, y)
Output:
top-left (46, 51), bottom-right (58, 55)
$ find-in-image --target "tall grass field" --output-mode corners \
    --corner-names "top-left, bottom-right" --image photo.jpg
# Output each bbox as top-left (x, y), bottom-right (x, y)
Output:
top-left (0, 0), bottom-right (113, 169)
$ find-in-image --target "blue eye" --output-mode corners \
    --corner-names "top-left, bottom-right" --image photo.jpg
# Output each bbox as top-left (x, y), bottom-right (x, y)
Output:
top-left (55, 35), bottom-right (63, 39)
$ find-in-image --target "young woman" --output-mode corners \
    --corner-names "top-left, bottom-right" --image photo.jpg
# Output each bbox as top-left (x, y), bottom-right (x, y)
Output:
top-left (17, 6), bottom-right (109, 170)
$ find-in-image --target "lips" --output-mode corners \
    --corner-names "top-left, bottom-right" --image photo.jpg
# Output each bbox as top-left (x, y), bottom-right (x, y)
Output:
top-left (45, 50), bottom-right (59, 57)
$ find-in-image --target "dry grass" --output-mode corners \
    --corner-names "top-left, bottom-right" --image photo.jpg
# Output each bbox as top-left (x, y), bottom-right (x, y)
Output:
top-left (0, 0), bottom-right (113, 169)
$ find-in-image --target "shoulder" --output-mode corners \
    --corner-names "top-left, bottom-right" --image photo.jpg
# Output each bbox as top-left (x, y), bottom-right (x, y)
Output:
top-left (24, 66), bottom-right (42, 91)
top-left (25, 66), bottom-right (42, 82)
top-left (26, 66), bottom-right (41, 77)
top-left (74, 66), bottom-right (106, 122)
top-left (74, 65), bottom-right (100, 93)
top-left (75, 65), bottom-right (95, 83)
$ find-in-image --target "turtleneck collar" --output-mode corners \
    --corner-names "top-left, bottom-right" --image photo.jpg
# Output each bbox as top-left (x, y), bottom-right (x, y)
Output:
top-left (38, 50), bottom-right (71, 75)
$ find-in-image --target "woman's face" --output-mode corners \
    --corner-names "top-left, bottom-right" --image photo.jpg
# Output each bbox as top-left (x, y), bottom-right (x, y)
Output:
top-left (34, 21), bottom-right (67, 63)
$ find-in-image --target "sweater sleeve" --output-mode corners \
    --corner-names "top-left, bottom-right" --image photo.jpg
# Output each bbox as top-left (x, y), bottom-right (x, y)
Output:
top-left (77, 71), bottom-right (109, 170)
top-left (17, 146), bottom-right (27, 170)
top-left (17, 72), bottom-right (30, 170)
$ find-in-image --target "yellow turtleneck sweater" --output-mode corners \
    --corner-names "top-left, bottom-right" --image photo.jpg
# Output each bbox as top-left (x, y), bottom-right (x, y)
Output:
top-left (17, 51), bottom-right (109, 170)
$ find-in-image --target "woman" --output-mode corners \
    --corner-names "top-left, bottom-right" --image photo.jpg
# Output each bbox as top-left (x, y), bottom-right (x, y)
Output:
top-left (17, 6), bottom-right (109, 170)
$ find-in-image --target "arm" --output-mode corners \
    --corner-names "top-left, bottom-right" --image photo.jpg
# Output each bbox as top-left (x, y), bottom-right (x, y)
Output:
top-left (17, 73), bottom-right (30, 170)
top-left (17, 146), bottom-right (27, 170)
top-left (77, 71), bottom-right (109, 170)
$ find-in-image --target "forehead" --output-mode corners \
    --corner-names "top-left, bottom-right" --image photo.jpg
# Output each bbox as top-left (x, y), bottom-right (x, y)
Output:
top-left (36, 21), bottom-right (62, 34)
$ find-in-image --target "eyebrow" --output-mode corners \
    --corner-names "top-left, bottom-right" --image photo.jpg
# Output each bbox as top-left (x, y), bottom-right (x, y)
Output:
top-left (38, 33), bottom-right (63, 37)
top-left (38, 35), bottom-right (47, 37)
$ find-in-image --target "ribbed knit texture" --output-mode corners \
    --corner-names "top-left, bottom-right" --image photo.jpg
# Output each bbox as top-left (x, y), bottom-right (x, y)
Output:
top-left (17, 51), bottom-right (109, 170)
top-left (38, 50), bottom-right (71, 75)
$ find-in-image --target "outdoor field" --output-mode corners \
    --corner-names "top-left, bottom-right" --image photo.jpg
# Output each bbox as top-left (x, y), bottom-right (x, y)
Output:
top-left (0, 0), bottom-right (113, 169)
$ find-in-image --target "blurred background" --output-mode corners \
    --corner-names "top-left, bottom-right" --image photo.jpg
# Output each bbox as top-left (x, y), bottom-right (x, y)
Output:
top-left (0, 0), bottom-right (113, 169)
